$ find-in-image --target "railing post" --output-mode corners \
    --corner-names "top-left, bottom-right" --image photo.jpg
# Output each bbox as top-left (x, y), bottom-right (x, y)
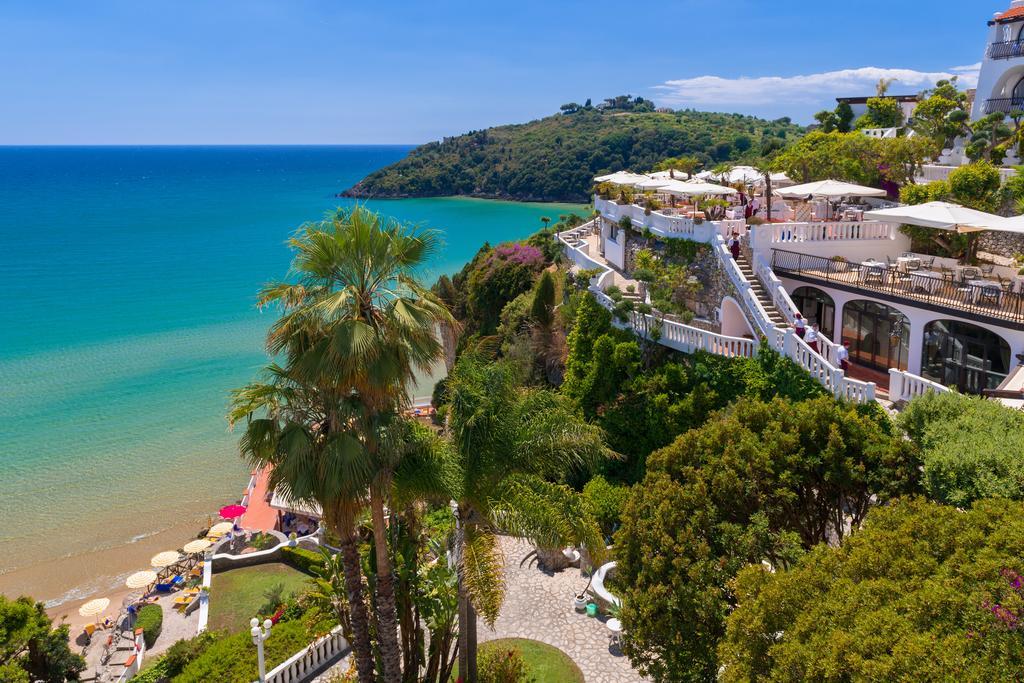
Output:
top-left (888, 368), bottom-right (904, 402)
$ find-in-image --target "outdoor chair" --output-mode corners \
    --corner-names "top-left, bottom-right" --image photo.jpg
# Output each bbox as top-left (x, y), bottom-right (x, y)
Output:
top-left (864, 266), bottom-right (885, 285)
top-left (901, 252), bottom-right (914, 258)
top-left (922, 257), bottom-right (936, 269)
top-left (999, 275), bottom-right (1012, 293)
top-left (906, 259), bottom-right (921, 272)
top-left (980, 284), bottom-right (1001, 306)
top-left (981, 264), bottom-right (995, 277)
top-left (940, 266), bottom-right (954, 283)
top-left (961, 267), bottom-right (980, 281)
top-left (154, 575), bottom-right (183, 592)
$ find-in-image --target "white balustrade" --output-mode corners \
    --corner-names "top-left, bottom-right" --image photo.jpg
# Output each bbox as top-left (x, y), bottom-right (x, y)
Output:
top-left (888, 368), bottom-right (950, 403)
top-left (752, 221), bottom-right (896, 249)
top-left (256, 625), bottom-right (348, 683)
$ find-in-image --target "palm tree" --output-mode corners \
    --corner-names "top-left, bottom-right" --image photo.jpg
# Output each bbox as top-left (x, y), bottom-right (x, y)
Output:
top-left (239, 205), bottom-right (455, 682)
top-left (229, 363), bottom-right (378, 681)
top-left (438, 354), bottom-right (609, 683)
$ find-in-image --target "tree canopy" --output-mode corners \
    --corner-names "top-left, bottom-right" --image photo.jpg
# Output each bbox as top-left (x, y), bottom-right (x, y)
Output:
top-left (345, 106), bottom-right (803, 202)
top-left (615, 396), bottom-right (918, 682)
top-left (898, 391), bottom-right (1024, 507)
top-left (719, 498), bottom-right (1024, 682)
top-left (0, 596), bottom-right (84, 683)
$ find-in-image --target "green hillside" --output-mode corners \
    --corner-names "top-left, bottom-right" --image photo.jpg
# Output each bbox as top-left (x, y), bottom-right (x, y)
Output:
top-left (343, 98), bottom-right (804, 202)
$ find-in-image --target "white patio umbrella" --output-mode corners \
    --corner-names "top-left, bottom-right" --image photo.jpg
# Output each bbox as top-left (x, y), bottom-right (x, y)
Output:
top-left (774, 179), bottom-right (888, 200)
top-left (183, 538), bottom-right (213, 554)
top-left (723, 165), bottom-right (764, 185)
top-left (208, 521), bottom-right (234, 536)
top-left (989, 214), bottom-right (1024, 234)
top-left (863, 201), bottom-right (1005, 233)
top-left (78, 597), bottom-right (110, 618)
top-left (634, 177), bottom-right (671, 190)
top-left (649, 169), bottom-right (686, 179)
top-left (594, 171), bottom-right (648, 185)
top-left (150, 550), bottom-right (181, 568)
top-left (660, 180), bottom-right (738, 197)
top-left (125, 570), bottom-right (158, 589)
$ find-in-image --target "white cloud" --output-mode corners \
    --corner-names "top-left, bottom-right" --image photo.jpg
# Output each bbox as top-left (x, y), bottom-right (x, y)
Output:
top-left (653, 64), bottom-right (981, 110)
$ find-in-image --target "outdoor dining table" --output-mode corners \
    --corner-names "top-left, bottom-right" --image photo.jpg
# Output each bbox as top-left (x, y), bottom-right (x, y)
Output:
top-left (968, 279), bottom-right (1004, 305)
top-left (896, 256), bottom-right (922, 272)
top-left (908, 270), bottom-right (943, 293)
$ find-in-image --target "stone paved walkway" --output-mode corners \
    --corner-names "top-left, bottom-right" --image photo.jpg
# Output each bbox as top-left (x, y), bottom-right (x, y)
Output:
top-left (478, 537), bottom-right (648, 683)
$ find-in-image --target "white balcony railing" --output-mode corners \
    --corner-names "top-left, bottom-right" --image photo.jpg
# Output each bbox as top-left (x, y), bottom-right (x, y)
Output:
top-left (888, 368), bottom-right (950, 403)
top-left (751, 221), bottom-right (897, 249)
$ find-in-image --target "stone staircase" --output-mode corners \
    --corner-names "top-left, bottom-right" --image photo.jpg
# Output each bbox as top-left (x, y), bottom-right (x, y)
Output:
top-left (733, 250), bottom-right (788, 328)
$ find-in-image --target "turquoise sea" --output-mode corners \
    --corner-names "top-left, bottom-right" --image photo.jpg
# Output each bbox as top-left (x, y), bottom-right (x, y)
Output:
top-left (0, 146), bottom-right (585, 604)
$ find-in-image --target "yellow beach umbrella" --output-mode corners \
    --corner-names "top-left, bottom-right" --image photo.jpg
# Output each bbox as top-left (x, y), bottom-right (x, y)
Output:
top-left (208, 522), bottom-right (234, 537)
top-left (125, 570), bottom-right (157, 589)
top-left (78, 597), bottom-right (110, 618)
top-left (183, 539), bottom-right (212, 554)
top-left (150, 551), bottom-right (181, 568)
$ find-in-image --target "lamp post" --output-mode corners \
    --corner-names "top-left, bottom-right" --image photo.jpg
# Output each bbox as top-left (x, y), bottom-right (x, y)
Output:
top-left (251, 617), bottom-right (273, 682)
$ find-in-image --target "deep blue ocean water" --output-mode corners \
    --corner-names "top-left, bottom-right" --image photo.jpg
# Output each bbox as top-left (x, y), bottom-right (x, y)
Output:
top-left (0, 146), bottom-right (584, 601)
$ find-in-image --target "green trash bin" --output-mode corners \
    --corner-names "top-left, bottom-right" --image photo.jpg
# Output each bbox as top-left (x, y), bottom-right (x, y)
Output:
top-left (586, 602), bottom-right (598, 617)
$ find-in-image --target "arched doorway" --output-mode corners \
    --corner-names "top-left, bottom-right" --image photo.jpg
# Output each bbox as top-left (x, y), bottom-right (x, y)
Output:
top-left (841, 300), bottom-right (910, 372)
top-left (791, 286), bottom-right (835, 339)
top-left (921, 320), bottom-right (1012, 394)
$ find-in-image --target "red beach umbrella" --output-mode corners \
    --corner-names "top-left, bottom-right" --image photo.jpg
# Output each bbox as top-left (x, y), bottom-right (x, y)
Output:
top-left (219, 504), bottom-right (247, 519)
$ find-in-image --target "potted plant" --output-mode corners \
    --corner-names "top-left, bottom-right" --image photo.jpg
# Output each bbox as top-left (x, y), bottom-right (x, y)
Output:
top-left (574, 571), bottom-right (595, 612)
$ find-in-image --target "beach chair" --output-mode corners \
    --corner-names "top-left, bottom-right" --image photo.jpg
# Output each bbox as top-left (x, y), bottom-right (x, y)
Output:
top-left (154, 575), bottom-right (183, 592)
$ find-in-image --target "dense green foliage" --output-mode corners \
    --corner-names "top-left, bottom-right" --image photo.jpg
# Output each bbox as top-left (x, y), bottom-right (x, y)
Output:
top-left (615, 397), bottom-right (919, 682)
top-left (719, 498), bottom-right (1024, 681)
top-left (898, 391), bottom-right (1024, 507)
top-left (132, 631), bottom-right (221, 683)
top-left (0, 595), bottom-right (85, 683)
top-left (346, 104), bottom-right (802, 201)
top-left (475, 639), bottom-right (584, 683)
top-left (175, 620), bottom-right (312, 683)
top-left (772, 130), bottom-right (935, 187)
top-left (280, 546), bottom-right (324, 575)
top-left (582, 475), bottom-right (631, 537)
top-left (136, 604), bottom-right (163, 649)
top-left (561, 292), bottom-right (825, 481)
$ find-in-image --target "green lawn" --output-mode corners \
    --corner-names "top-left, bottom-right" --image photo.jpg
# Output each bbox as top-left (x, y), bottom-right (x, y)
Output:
top-left (207, 563), bottom-right (310, 632)
top-left (452, 638), bottom-right (584, 683)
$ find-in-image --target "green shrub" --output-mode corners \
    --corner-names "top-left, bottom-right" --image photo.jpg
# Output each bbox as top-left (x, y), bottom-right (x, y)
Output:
top-left (479, 645), bottom-right (532, 683)
top-left (136, 604), bottom-right (163, 649)
top-left (583, 476), bottom-right (631, 536)
top-left (175, 620), bottom-right (311, 683)
top-left (280, 546), bottom-right (323, 574)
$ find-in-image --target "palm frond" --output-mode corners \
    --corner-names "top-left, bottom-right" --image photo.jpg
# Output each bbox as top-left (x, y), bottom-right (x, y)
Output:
top-left (461, 527), bottom-right (505, 626)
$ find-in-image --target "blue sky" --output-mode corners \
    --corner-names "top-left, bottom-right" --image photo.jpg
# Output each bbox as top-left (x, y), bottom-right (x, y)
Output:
top-left (0, 0), bottom-right (1003, 144)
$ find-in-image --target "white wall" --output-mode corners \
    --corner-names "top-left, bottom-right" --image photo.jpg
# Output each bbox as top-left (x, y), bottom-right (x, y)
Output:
top-left (972, 9), bottom-right (1024, 119)
top-left (720, 296), bottom-right (755, 338)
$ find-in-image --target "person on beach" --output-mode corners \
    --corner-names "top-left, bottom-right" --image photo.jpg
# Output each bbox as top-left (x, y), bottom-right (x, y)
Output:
top-left (728, 232), bottom-right (741, 260)
top-left (836, 340), bottom-right (850, 371)
top-left (806, 323), bottom-right (819, 353)
top-left (793, 313), bottom-right (806, 338)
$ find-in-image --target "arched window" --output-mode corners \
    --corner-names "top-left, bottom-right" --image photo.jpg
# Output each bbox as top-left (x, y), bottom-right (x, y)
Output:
top-left (1013, 77), bottom-right (1024, 103)
top-left (921, 320), bottom-right (1011, 394)
top-left (791, 286), bottom-right (835, 340)
top-left (842, 300), bottom-right (910, 372)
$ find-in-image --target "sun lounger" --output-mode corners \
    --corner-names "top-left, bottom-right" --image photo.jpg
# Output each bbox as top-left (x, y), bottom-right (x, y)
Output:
top-left (154, 575), bottom-right (183, 592)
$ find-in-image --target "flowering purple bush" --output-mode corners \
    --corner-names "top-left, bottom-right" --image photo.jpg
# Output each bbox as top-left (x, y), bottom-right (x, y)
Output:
top-left (487, 243), bottom-right (545, 270)
top-left (981, 568), bottom-right (1024, 631)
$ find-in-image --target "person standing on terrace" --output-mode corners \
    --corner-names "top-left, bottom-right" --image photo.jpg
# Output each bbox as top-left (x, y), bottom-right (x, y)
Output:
top-left (793, 313), bottom-right (806, 338)
top-left (806, 323), bottom-right (819, 353)
top-left (728, 232), bottom-right (741, 260)
top-left (837, 341), bottom-right (850, 371)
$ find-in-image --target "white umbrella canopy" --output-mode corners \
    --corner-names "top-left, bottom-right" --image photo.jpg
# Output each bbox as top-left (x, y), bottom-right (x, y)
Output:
top-left (775, 179), bottom-right (887, 200)
top-left (864, 201), bottom-right (1005, 233)
top-left (660, 179), bottom-right (738, 197)
top-left (208, 521), bottom-right (235, 536)
top-left (78, 597), bottom-right (110, 618)
top-left (150, 551), bottom-right (181, 568)
top-left (183, 538), bottom-right (213, 554)
top-left (989, 214), bottom-right (1024, 234)
top-left (125, 570), bottom-right (158, 589)
top-left (594, 171), bottom-right (649, 185)
top-left (634, 177), bottom-right (671, 190)
top-left (722, 166), bottom-right (765, 184)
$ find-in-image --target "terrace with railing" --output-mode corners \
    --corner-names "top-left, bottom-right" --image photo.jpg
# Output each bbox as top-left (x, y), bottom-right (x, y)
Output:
top-left (771, 249), bottom-right (1024, 328)
top-left (984, 97), bottom-right (1024, 114)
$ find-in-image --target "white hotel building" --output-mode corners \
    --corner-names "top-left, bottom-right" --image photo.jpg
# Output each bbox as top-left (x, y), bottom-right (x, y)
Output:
top-left (558, 4), bottom-right (1024, 406)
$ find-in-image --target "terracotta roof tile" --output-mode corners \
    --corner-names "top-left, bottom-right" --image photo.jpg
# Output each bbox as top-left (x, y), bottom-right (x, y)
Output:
top-left (997, 6), bottom-right (1024, 22)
